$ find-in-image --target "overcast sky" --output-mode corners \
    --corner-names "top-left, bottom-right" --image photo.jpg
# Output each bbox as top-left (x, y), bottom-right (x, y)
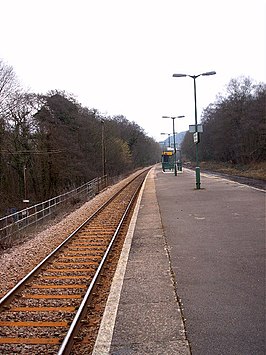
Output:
top-left (1, 0), bottom-right (265, 141)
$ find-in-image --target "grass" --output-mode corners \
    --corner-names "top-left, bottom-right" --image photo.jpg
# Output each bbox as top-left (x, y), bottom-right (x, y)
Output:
top-left (185, 161), bottom-right (266, 181)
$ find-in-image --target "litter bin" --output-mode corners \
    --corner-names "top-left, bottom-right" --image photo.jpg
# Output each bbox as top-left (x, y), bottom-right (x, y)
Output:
top-left (177, 160), bottom-right (182, 172)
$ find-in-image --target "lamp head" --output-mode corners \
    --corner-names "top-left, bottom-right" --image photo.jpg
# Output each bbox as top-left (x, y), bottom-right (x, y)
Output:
top-left (172, 73), bottom-right (187, 77)
top-left (201, 71), bottom-right (216, 76)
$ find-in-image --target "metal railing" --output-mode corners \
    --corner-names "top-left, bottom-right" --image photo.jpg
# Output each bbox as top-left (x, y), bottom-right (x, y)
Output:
top-left (0, 175), bottom-right (108, 242)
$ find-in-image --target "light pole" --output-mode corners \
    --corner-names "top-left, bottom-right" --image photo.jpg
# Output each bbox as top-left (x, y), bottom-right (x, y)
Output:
top-left (160, 132), bottom-right (171, 148)
top-left (23, 165), bottom-right (28, 202)
top-left (172, 71), bottom-right (216, 189)
top-left (101, 119), bottom-right (106, 177)
top-left (162, 115), bottom-right (185, 176)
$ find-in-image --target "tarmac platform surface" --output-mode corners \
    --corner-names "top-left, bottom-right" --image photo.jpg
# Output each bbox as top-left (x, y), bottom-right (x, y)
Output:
top-left (92, 165), bottom-right (265, 355)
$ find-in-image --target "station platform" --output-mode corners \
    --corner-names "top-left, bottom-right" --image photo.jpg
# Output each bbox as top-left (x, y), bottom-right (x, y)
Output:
top-left (92, 165), bottom-right (265, 355)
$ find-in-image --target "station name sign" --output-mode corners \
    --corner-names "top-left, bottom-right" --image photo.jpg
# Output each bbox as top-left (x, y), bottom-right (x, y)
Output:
top-left (193, 132), bottom-right (200, 143)
top-left (189, 124), bottom-right (203, 133)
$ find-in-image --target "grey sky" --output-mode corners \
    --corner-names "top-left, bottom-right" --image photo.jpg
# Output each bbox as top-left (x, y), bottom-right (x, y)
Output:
top-left (1, 0), bottom-right (265, 140)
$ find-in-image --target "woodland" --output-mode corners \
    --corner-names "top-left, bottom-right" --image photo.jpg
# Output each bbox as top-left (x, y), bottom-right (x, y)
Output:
top-left (181, 77), bottom-right (266, 166)
top-left (1, 58), bottom-right (265, 217)
top-left (0, 60), bottom-right (161, 216)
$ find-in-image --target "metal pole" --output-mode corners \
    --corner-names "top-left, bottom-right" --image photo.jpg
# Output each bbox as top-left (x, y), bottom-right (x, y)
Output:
top-left (172, 118), bottom-right (177, 176)
top-left (101, 120), bottom-right (106, 176)
top-left (168, 134), bottom-right (171, 148)
top-left (193, 76), bottom-right (201, 189)
top-left (172, 71), bottom-right (216, 188)
top-left (23, 165), bottom-right (27, 201)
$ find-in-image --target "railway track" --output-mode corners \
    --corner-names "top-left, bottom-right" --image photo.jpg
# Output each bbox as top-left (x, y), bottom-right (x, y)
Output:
top-left (0, 169), bottom-right (149, 354)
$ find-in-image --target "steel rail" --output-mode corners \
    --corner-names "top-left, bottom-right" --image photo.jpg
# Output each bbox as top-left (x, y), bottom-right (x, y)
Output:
top-left (57, 174), bottom-right (144, 355)
top-left (0, 170), bottom-right (147, 309)
top-left (0, 169), bottom-right (149, 354)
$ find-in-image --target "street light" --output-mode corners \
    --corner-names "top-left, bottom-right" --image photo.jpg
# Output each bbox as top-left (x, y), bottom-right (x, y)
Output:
top-left (172, 71), bottom-right (216, 189)
top-left (101, 119), bottom-right (106, 177)
top-left (160, 132), bottom-right (171, 148)
top-left (162, 115), bottom-right (185, 176)
top-left (23, 165), bottom-right (29, 204)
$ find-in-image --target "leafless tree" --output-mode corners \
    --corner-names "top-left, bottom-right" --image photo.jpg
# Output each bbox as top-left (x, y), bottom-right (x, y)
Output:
top-left (0, 59), bottom-right (21, 117)
top-left (182, 77), bottom-right (266, 165)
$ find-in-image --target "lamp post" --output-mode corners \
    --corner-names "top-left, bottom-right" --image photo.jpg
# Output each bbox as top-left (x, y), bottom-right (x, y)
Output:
top-left (23, 165), bottom-right (29, 203)
top-left (101, 119), bottom-right (106, 177)
top-left (160, 132), bottom-right (171, 148)
top-left (172, 71), bottom-right (216, 189)
top-left (162, 115), bottom-right (185, 176)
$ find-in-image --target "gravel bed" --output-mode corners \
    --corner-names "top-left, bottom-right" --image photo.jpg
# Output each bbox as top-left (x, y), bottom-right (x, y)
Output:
top-left (21, 288), bottom-right (85, 296)
top-left (0, 344), bottom-right (59, 355)
top-left (0, 326), bottom-right (67, 338)
top-left (0, 172), bottom-right (139, 299)
top-left (1, 310), bottom-right (74, 322)
top-left (10, 298), bottom-right (80, 308)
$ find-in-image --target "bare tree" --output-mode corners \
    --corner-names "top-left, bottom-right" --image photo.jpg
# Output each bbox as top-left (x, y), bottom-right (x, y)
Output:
top-left (183, 77), bottom-right (266, 165)
top-left (0, 59), bottom-right (21, 116)
top-left (0, 75), bottom-right (162, 215)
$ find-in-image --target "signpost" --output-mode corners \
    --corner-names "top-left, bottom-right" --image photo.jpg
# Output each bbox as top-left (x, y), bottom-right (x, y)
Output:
top-left (189, 124), bottom-right (203, 133)
top-left (193, 132), bottom-right (199, 143)
top-left (190, 124), bottom-right (203, 188)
